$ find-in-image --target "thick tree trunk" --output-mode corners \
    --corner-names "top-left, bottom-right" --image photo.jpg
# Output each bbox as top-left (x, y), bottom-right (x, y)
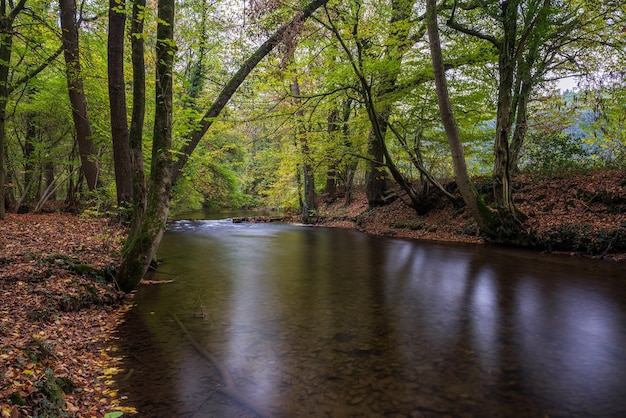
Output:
top-left (365, 130), bottom-right (389, 206)
top-left (492, 0), bottom-right (522, 228)
top-left (59, 0), bottom-right (99, 191)
top-left (426, 0), bottom-right (495, 235)
top-left (0, 4), bottom-right (20, 219)
top-left (116, 0), bottom-right (175, 293)
top-left (0, 26), bottom-right (9, 218)
top-left (108, 0), bottom-right (133, 207)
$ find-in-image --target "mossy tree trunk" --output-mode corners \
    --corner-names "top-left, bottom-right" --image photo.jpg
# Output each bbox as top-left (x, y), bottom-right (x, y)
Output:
top-left (116, 0), bottom-right (174, 293)
top-left (116, 0), bottom-right (330, 292)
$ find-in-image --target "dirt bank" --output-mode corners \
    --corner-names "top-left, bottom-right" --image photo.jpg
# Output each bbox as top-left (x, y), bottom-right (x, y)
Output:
top-left (315, 170), bottom-right (626, 261)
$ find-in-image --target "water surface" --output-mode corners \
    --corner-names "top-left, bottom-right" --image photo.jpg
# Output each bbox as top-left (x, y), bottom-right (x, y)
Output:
top-left (115, 220), bottom-right (626, 417)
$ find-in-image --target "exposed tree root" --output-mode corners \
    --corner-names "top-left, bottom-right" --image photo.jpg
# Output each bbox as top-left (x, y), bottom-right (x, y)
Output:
top-left (171, 313), bottom-right (271, 418)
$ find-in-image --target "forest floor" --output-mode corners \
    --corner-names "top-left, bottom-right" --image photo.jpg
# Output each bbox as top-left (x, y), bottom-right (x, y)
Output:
top-left (315, 169), bottom-right (626, 261)
top-left (1, 169), bottom-right (625, 417)
top-left (0, 214), bottom-right (133, 418)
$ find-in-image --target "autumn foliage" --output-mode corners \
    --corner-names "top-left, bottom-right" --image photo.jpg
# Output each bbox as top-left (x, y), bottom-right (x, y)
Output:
top-left (0, 214), bottom-right (134, 417)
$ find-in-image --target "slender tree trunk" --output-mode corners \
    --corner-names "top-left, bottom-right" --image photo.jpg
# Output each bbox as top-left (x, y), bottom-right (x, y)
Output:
top-left (291, 77), bottom-right (317, 222)
top-left (59, 0), bottom-right (99, 191)
top-left (426, 0), bottom-right (494, 235)
top-left (116, 0), bottom-right (175, 293)
top-left (23, 114), bottom-right (37, 208)
top-left (510, 80), bottom-right (532, 172)
top-left (108, 0), bottom-right (133, 207)
top-left (127, 0), bottom-right (147, 240)
top-left (324, 107), bottom-right (339, 201)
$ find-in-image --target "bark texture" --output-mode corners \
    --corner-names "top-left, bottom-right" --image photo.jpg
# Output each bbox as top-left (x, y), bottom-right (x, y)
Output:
top-left (116, 0), bottom-right (175, 293)
top-left (108, 0), bottom-right (133, 207)
top-left (426, 0), bottom-right (494, 234)
top-left (128, 0), bottom-right (147, 239)
top-left (59, 0), bottom-right (99, 191)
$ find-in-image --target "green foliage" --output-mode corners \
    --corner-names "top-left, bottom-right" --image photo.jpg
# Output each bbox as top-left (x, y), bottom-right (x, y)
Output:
top-left (538, 223), bottom-right (626, 254)
top-left (81, 185), bottom-right (123, 218)
top-left (171, 124), bottom-right (257, 214)
top-left (33, 369), bottom-right (71, 417)
top-left (522, 133), bottom-right (591, 174)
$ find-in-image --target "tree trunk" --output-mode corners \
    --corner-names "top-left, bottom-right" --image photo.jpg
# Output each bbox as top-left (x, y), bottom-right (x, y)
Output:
top-left (127, 0), bottom-right (147, 240)
top-left (116, 0), bottom-right (175, 293)
top-left (291, 78), bottom-right (317, 222)
top-left (510, 80), bottom-right (532, 173)
top-left (108, 0), bottom-right (133, 207)
top-left (117, 0), bottom-right (330, 292)
top-left (492, 0), bottom-right (522, 227)
top-left (426, 0), bottom-right (495, 235)
top-left (0, 2), bottom-right (24, 218)
top-left (59, 0), bottom-right (99, 191)
top-left (323, 107), bottom-right (339, 201)
top-left (172, 0), bottom-right (330, 184)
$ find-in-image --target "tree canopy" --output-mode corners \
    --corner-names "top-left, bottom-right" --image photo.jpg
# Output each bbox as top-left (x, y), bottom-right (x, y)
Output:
top-left (0, 0), bottom-right (624, 289)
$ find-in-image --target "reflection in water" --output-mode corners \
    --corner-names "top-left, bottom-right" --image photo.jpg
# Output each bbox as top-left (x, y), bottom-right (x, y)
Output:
top-left (115, 221), bottom-right (626, 417)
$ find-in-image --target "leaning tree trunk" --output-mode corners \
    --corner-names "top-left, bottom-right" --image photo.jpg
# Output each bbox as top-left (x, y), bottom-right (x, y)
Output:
top-left (172, 0), bottom-right (330, 184)
top-left (116, 0), bottom-right (175, 293)
top-left (426, 0), bottom-right (495, 235)
top-left (116, 0), bottom-right (330, 292)
top-left (59, 0), bottom-right (99, 191)
top-left (108, 0), bottom-right (133, 207)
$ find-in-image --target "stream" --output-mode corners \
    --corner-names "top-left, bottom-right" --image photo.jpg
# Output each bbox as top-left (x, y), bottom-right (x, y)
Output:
top-left (114, 218), bottom-right (626, 417)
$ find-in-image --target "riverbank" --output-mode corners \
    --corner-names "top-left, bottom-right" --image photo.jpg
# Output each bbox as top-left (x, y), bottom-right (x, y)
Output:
top-left (314, 170), bottom-right (626, 261)
top-left (1, 170), bottom-right (624, 416)
top-left (0, 214), bottom-right (134, 418)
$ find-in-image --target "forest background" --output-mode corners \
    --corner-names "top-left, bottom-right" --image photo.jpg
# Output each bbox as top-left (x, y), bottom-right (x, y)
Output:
top-left (0, 0), bottom-right (625, 283)
top-left (0, 0), bottom-right (625, 416)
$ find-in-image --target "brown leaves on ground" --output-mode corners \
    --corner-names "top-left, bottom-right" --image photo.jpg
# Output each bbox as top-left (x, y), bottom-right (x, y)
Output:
top-left (318, 170), bottom-right (626, 260)
top-left (0, 213), bottom-right (135, 417)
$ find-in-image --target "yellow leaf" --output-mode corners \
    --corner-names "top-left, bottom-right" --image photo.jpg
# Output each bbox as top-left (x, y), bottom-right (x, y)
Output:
top-left (103, 367), bottom-right (119, 376)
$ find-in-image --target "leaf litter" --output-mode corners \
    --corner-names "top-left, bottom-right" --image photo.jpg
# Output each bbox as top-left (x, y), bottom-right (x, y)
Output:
top-left (0, 213), bottom-right (135, 417)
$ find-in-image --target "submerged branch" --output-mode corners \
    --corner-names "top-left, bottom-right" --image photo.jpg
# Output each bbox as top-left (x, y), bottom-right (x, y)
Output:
top-left (171, 313), bottom-right (271, 418)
